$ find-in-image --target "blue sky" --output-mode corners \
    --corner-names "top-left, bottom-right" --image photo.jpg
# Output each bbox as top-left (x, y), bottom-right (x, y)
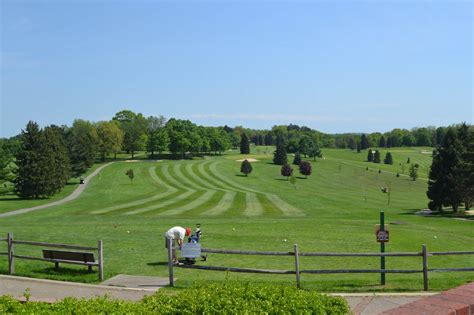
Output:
top-left (1, 1), bottom-right (472, 137)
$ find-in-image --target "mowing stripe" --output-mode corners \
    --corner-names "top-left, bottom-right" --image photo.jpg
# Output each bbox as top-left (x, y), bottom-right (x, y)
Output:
top-left (207, 161), bottom-right (303, 216)
top-left (175, 163), bottom-right (203, 190)
top-left (124, 190), bottom-right (196, 215)
top-left (187, 162), bottom-right (227, 191)
top-left (197, 161), bottom-right (232, 191)
top-left (162, 163), bottom-right (195, 191)
top-left (201, 191), bottom-right (237, 216)
top-left (157, 190), bottom-right (217, 216)
top-left (208, 161), bottom-right (259, 193)
top-left (243, 193), bottom-right (263, 216)
top-left (265, 194), bottom-right (305, 217)
top-left (90, 166), bottom-right (177, 214)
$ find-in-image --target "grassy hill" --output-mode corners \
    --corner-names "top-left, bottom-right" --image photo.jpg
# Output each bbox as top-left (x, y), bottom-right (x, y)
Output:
top-left (0, 147), bottom-right (472, 292)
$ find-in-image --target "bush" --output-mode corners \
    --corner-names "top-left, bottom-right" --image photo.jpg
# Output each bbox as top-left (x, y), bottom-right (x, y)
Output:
top-left (0, 283), bottom-right (350, 314)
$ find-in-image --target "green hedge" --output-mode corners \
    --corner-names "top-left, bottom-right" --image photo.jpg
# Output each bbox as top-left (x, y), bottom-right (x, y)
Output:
top-left (0, 283), bottom-right (349, 314)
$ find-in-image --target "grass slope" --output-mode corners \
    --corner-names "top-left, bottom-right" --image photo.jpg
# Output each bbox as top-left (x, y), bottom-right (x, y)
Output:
top-left (0, 147), bottom-right (472, 292)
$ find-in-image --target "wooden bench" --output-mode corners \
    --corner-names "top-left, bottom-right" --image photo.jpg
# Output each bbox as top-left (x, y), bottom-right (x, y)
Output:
top-left (42, 249), bottom-right (96, 272)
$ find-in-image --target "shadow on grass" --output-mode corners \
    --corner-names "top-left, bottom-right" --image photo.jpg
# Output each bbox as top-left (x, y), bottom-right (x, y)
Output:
top-left (400, 208), bottom-right (474, 221)
top-left (32, 266), bottom-right (96, 276)
top-left (235, 174), bottom-right (249, 177)
top-left (147, 262), bottom-right (168, 266)
top-left (275, 178), bottom-right (290, 181)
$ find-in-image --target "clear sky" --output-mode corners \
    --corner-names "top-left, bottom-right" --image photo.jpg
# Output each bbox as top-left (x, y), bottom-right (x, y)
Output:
top-left (1, 1), bottom-right (472, 137)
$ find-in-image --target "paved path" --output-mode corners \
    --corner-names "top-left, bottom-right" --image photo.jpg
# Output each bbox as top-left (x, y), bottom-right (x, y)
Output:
top-left (0, 275), bottom-right (157, 302)
top-left (0, 162), bottom-right (113, 218)
top-left (0, 274), bottom-right (439, 314)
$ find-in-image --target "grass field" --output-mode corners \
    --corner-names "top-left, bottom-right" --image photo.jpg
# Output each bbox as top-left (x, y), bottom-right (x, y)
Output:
top-left (0, 147), bottom-right (473, 292)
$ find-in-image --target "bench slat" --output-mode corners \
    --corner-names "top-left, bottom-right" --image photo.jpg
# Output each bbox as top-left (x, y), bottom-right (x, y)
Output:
top-left (42, 250), bottom-right (95, 263)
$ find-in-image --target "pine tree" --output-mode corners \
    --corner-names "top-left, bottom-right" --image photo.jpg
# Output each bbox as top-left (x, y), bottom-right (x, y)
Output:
top-left (357, 143), bottom-right (361, 153)
top-left (360, 134), bottom-right (369, 150)
top-left (457, 124), bottom-right (474, 210)
top-left (273, 135), bottom-right (287, 165)
top-left (240, 159), bottom-right (252, 176)
top-left (44, 126), bottom-right (70, 193)
top-left (14, 121), bottom-right (60, 198)
top-left (379, 136), bottom-right (386, 148)
top-left (264, 133), bottom-right (273, 146)
top-left (384, 152), bottom-right (393, 165)
top-left (367, 150), bottom-right (374, 162)
top-left (427, 128), bottom-right (464, 212)
top-left (281, 164), bottom-right (293, 180)
top-left (293, 152), bottom-right (302, 165)
top-left (240, 133), bottom-right (250, 154)
top-left (299, 161), bottom-right (312, 179)
top-left (373, 150), bottom-right (381, 163)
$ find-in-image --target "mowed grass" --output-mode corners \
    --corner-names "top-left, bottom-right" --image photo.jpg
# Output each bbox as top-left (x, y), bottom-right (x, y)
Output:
top-left (0, 147), bottom-right (473, 292)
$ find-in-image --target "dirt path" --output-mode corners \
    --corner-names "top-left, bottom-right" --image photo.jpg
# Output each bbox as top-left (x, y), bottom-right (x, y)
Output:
top-left (0, 162), bottom-right (113, 218)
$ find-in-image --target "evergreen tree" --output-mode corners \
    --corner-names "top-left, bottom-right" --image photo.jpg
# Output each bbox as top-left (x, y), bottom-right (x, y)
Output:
top-left (240, 159), bottom-right (252, 176)
top-left (373, 150), bottom-right (381, 163)
top-left (347, 137), bottom-right (356, 150)
top-left (281, 164), bottom-right (293, 180)
top-left (384, 152), bottom-right (393, 165)
top-left (14, 121), bottom-right (60, 198)
top-left (240, 133), bottom-right (250, 154)
top-left (44, 126), bottom-right (70, 193)
top-left (264, 133), bottom-right (273, 146)
top-left (427, 128), bottom-right (464, 212)
top-left (293, 152), bottom-right (302, 165)
top-left (299, 161), bottom-right (312, 179)
top-left (360, 134), bottom-right (369, 150)
top-left (356, 143), bottom-right (361, 153)
top-left (367, 150), bottom-right (374, 162)
top-left (409, 164), bottom-right (418, 181)
top-left (273, 135), bottom-right (287, 165)
top-left (386, 137), bottom-right (392, 148)
top-left (379, 136), bottom-right (386, 148)
top-left (457, 124), bottom-right (474, 210)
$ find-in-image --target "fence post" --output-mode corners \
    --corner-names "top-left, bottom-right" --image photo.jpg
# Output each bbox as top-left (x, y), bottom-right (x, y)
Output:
top-left (380, 211), bottom-right (386, 285)
top-left (167, 238), bottom-right (174, 287)
top-left (422, 244), bottom-right (428, 291)
top-left (7, 233), bottom-right (14, 275)
top-left (98, 240), bottom-right (104, 281)
top-left (294, 244), bottom-right (300, 288)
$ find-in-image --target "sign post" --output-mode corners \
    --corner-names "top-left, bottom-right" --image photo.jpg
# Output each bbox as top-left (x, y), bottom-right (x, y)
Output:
top-left (379, 211), bottom-right (386, 285)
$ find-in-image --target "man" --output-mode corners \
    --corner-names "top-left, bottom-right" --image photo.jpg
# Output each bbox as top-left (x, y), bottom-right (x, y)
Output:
top-left (164, 226), bottom-right (191, 264)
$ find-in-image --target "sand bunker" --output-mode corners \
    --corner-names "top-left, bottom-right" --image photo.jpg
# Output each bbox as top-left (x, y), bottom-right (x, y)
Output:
top-left (236, 158), bottom-right (259, 162)
top-left (124, 160), bottom-right (140, 163)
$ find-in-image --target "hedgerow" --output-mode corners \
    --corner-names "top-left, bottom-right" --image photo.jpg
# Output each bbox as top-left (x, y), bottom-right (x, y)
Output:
top-left (0, 282), bottom-right (349, 314)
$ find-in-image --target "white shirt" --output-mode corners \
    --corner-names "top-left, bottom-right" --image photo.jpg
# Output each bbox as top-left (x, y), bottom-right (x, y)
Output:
top-left (165, 226), bottom-right (185, 240)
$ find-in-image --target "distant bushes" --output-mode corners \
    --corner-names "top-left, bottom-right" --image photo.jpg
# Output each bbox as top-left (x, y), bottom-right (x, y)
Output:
top-left (0, 283), bottom-right (349, 314)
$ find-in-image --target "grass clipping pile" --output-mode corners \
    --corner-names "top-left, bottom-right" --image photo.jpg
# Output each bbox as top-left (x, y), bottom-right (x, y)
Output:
top-left (0, 283), bottom-right (349, 314)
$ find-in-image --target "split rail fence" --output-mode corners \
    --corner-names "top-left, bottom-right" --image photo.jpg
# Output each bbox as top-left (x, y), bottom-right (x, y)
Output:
top-left (168, 243), bottom-right (474, 290)
top-left (0, 233), bottom-right (104, 281)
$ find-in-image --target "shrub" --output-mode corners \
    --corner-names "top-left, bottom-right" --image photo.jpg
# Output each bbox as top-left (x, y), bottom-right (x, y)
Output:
top-left (299, 161), bottom-right (312, 179)
top-left (0, 283), bottom-right (350, 314)
top-left (240, 159), bottom-right (252, 176)
top-left (281, 164), bottom-right (293, 180)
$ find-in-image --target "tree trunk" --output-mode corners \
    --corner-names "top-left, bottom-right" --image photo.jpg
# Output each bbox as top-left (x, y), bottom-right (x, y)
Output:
top-left (114, 152), bottom-right (117, 160)
top-left (465, 201), bottom-right (471, 211)
top-left (131, 151), bottom-right (134, 159)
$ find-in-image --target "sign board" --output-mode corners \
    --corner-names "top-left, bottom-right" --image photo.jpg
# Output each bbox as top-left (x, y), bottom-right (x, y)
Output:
top-left (180, 243), bottom-right (201, 258)
top-left (376, 230), bottom-right (389, 243)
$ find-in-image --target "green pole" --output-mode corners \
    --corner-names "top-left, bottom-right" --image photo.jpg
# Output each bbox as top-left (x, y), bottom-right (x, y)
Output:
top-left (380, 210), bottom-right (386, 285)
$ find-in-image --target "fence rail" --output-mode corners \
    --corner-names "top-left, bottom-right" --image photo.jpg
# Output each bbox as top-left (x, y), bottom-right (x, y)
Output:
top-left (171, 244), bottom-right (474, 290)
top-left (1, 233), bottom-right (103, 281)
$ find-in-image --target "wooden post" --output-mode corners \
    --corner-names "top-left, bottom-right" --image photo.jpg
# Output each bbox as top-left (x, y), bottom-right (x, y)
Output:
top-left (98, 240), bottom-right (104, 281)
top-left (167, 238), bottom-right (174, 287)
top-left (422, 244), bottom-right (428, 291)
top-left (294, 244), bottom-right (300, 288)
top-left (7, 233), bottom-right (14, 275)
